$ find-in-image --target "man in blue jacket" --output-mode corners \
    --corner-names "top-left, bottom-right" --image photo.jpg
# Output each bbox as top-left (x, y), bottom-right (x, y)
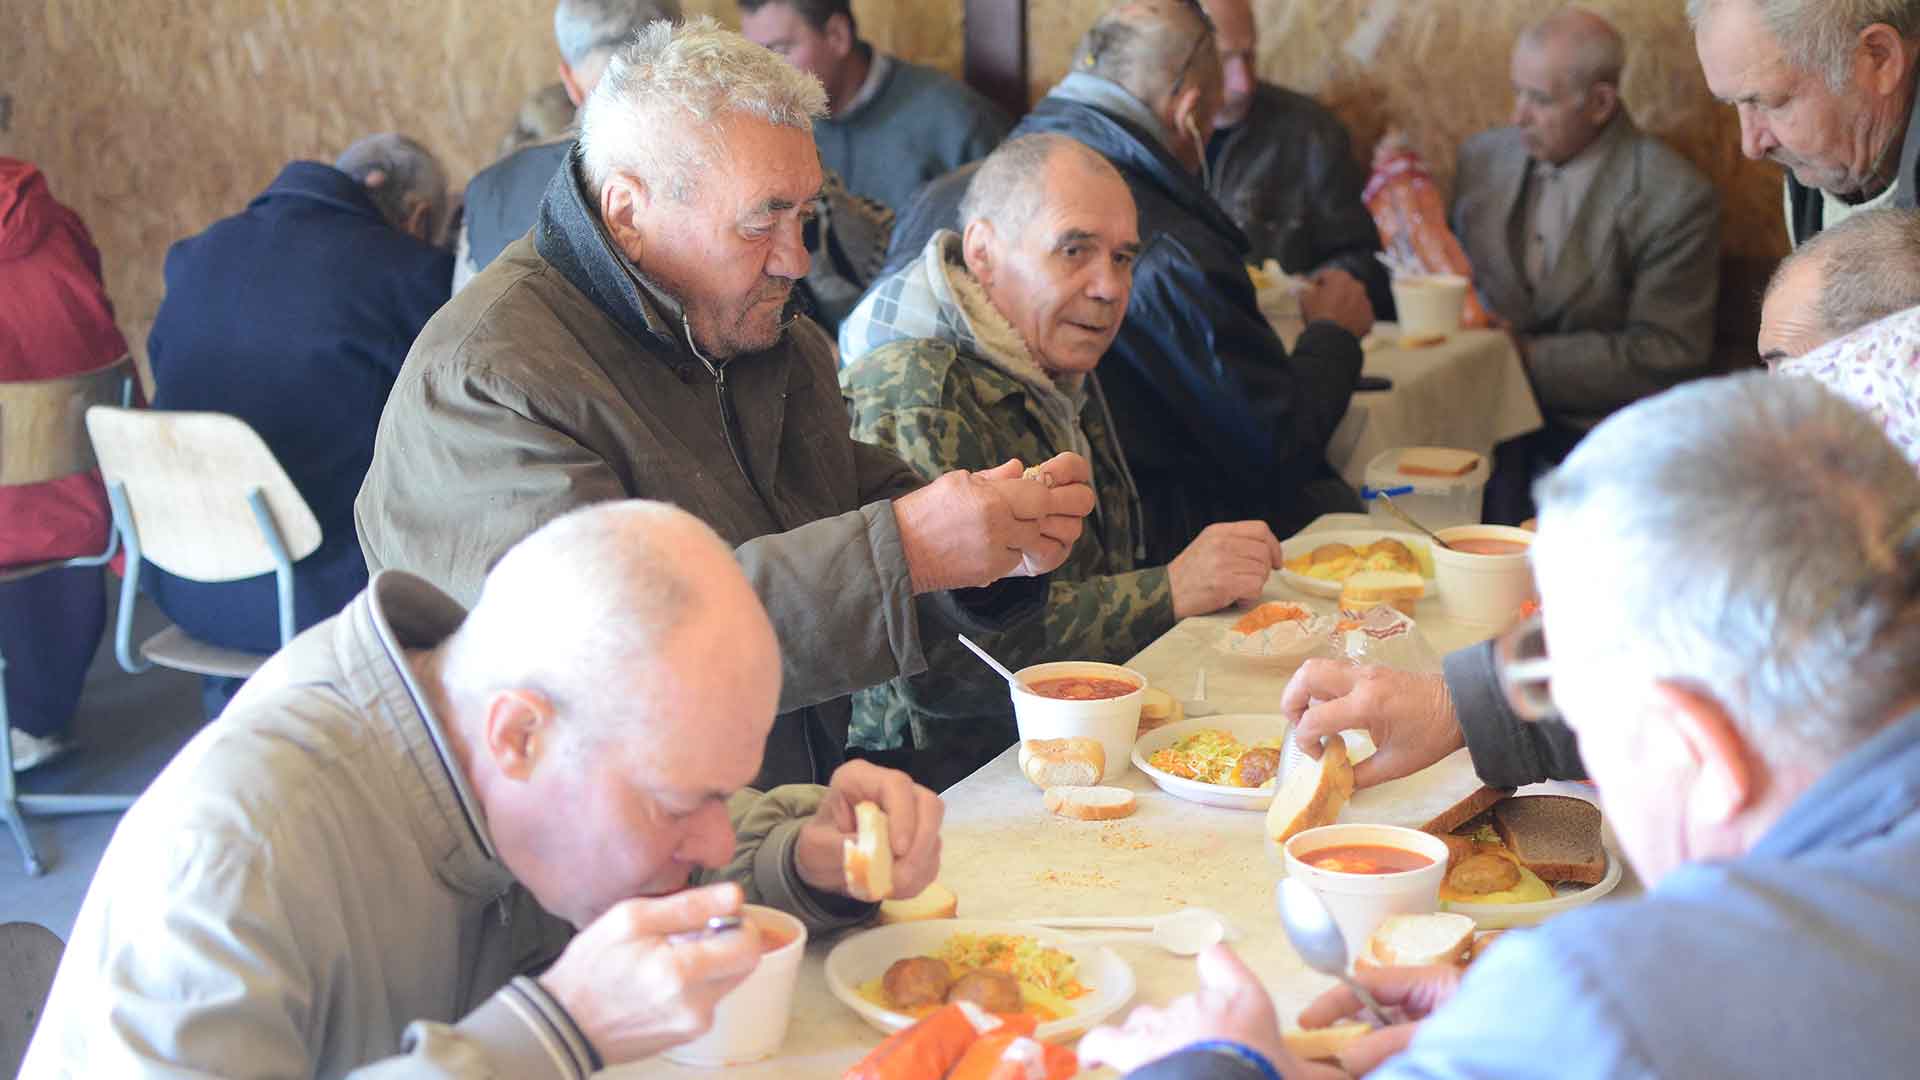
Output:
top-left (1084, 373), bottom-right (1920, 1079)
top-left (875, 0), bottom-right (1373, 564)
top-left (146, 133), bottom-right (452, 717)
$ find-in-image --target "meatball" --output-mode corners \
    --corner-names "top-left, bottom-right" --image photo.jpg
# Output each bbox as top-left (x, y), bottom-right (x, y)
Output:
top-left (1229, 747), bottom-right (1283, 788)
top-left (1448, 852), bottom-right (1522, 895)
top-left (945, 968), bottom-right (1023, 1013)
top-left (882, 956), bottom-right (952, 1010)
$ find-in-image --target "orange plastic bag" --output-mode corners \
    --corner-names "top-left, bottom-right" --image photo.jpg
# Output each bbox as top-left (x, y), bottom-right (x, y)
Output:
top-left (946, 1033), bottom-right (1079, 1080)
top-left (845, 1004), bottom-right (1036, 1080)
top-left (1363, 131), bottom-right (1495, 329)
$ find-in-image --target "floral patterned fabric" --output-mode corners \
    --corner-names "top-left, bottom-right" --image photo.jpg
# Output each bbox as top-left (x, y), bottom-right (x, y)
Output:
top-left (1777, 305), bottom-right (1920, 466)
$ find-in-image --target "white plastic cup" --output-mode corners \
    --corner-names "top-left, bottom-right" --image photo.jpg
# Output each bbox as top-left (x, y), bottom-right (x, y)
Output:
top-left (1010, 661), bottom-right (1147, 782)
top-left (1282, 824), bottom-right (1452, 965)
top-left (1390, 274), bottom-right (1470, 342)
top-left (1431, 525), bottom-right (1538, 628)
top-left (662, 905), bottom-right (808, 1066)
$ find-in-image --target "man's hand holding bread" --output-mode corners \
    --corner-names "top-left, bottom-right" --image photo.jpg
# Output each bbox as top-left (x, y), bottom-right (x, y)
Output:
top-left (795, 760), bottom-right (944, 902)
top-left (1282, 660), bottom-right (1463, 788)
top-left (893, 453), bottom-right (1097, 592)
top-left (1297, 964), bottom-right (1466, 1074)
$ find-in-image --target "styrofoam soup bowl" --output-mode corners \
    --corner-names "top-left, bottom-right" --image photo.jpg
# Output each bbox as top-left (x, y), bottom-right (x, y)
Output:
top-left (1390, 274), bottom-right (1470, 341)
top-left (1282, 824), bottom-right (1452, 964)
top-left (662, 905), bottom-right (808, 1066)
top-left (1011, 661), bottom-right (1147, 782)
top-left (1431, 524), bottom-right (1538, 628)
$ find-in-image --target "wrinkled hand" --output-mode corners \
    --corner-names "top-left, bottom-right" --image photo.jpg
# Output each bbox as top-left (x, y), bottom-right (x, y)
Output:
top-left (1167, 521), bottom-right (1285, 620)
top-left (536, 883), bottom-right (760, 1065)
top-left (1080, 946), bottom-right (1337, 1077)
top-left (1281, 660), bottom-right (1462, 788)
top-left (893, 456), bottom-right (1096, 592)
top-left (1300, 268), bottom-right (1374, 339)
top-left (794, 759), bottom-right (944, 901)
top-left (1298, 964), bottom-right (1465, 1075)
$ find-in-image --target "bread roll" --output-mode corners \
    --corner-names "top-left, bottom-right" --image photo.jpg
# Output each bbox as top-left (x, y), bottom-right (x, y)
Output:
top-left (878, 881), bottom-right (959, 924)
top-left (1282, 1022), bottom-right (1372, 1062)
top-left (1019, 738), bottom-right (1104, 789)
top-left (1043, 785), bottom-right (1137, 820)
top-left (1340, 570), bottom-right (1425, 616)
top-left (1266, 735), bottom-right (1354, 844)
top-left (1358, 912), bottom-right (1476, 968)
top-left (1138, 687), bottom-right (1183, 735)
top-left (843, 801), bottom-right (894, 901)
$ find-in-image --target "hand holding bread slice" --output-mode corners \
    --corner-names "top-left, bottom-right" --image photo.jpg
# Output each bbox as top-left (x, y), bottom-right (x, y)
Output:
top-left (843, 801), bottom-right (894, 901)
top-left (1267, 734), bottom-right (1355, 843)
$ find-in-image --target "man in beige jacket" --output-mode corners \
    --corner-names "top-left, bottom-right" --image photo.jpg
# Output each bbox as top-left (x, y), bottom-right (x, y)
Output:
top-left (24, 501), bottom-right (944, 1077)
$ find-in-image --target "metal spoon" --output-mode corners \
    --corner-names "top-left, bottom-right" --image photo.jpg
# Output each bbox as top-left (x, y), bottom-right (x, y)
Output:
top-left (1275, 877), bottom-right (1394, 1026)
top-left (1375, 491), bottom-right (1455, 551)
top-left (1024, 908), bottom-right (1232, 956)
top-left (957, 633), bottom-right (1022, 687)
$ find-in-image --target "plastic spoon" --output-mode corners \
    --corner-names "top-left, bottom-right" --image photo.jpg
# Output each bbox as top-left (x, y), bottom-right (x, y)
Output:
top-left (957, 633), bottom-right (1021, 688)
top-left (1376, 491), bottom-right (1455, 551)
top-left (1183, 667), bottom-right (1221, 718)
top-left (1022, 909), bottom-right (1234, 956)
top-left (1275, 877), bottom-right (1394, 1026)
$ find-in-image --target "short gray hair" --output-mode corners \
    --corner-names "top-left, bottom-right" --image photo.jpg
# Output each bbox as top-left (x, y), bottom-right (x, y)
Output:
top-left (1072, 0), bottom-right (1219, 107)
top-left (579, 16), bottom-right (828, 201)
top-left (1688, 0), bottom-right (1920, 91)
top-left (1773, 207), bottom-right (1920, 340)
top-left (1517, 6), bottom-right (1626, 90)
top-left (1534, 373), bottom-right (1920, 764)
top-left (334, 133), bottom-right (447, 237)
top-left (958, 133), bottom-right (1125, 234)
top-left (554, 0), bottom-right (683, 66)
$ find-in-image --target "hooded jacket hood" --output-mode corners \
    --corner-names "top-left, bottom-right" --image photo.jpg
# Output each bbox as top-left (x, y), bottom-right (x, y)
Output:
top-left (0, 158), bottom-right (57, 261)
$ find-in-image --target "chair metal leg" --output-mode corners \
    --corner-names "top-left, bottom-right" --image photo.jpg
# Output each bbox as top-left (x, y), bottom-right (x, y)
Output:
top-left (1, 799), bottom-right (44, 878)
top-left (0, 652), bottom-right (48, 877)
top-left (106, 482), bottom-right (151, 675)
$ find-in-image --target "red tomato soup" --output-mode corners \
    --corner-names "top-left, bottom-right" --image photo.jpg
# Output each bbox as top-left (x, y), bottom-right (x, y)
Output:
top-left (1300, 844), bottom-right (1434, 874)
top-left (1025, 676), bottom-right (1139, 700)
top-left (1449, 538), bottom-right (1529, 556)
top-left (751, 918), bottom-right (798, 953)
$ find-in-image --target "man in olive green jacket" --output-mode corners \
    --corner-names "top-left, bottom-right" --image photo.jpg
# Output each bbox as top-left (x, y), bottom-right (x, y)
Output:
top-left (840, 135), bottom-right (1284, 783)
top-left (356, 21), bottom-right (1095, 791)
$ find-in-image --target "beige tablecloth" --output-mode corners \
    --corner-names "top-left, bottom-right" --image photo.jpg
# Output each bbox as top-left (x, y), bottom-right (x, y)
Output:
top-left (1327, 324), bottom-right (1545, 488)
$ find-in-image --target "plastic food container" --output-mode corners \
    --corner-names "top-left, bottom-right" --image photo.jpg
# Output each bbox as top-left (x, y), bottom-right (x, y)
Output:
top-left (1390, 274), bottom-right (1470, 342)
top-left (663, 905), bottom-right (808, 1065)
top-left (1010, 661), bottom-right (1147, 782)
top-left (1361, 447), bottom-right (1491, 531)
top-left (1430, 524), bottom-right (1538, 628)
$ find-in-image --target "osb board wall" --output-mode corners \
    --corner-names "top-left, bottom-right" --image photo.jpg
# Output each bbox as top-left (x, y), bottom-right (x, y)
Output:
top-left (0, 0), bottom-right (960, 383)
top-left (1029, 0), bottom-right (1790, 266)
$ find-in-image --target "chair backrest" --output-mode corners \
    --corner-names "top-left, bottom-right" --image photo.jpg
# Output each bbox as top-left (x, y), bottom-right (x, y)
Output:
top-left (0, 921), bottom-right (65, 1075)
top-left (0, 355), bottom-right (132, 486)
top-left (84, 407), bottom-right (323, 582)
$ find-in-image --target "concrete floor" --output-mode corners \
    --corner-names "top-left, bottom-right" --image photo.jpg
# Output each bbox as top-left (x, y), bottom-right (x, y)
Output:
top-left (1, 591), bottom-right (204, 939)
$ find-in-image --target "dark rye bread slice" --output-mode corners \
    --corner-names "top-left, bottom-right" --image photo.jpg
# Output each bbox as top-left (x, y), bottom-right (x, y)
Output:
top-left (1492, 795), bottom-right (1606, 885)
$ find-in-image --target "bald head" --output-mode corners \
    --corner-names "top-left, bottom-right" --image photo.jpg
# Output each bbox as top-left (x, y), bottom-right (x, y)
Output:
top-left (1518, 6), bottom-right (1626, 92)
top-left (1761, 207), bottom-right (1920, 362)
top-left (1073, 0), bottom-right (1223, 172)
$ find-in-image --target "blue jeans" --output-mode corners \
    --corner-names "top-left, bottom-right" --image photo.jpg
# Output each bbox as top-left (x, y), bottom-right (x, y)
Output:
top-left (0, 565), bottom-right (107, 738)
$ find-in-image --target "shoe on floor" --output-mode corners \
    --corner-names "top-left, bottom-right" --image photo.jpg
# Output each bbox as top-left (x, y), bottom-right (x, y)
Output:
top-left (10, 729), bottom-right (73, 772)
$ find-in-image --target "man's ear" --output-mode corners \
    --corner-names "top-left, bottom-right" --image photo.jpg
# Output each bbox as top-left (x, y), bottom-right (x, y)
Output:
top-left (401, 198), bottom-right (433, 244)
top-left (559, 57), bottom-right (589, 107)
top-left (961, 220), bottom-right (996, 286)
top-left (1652, 681), bottom-right (1758, 826)
top-left (482, 689), bottom-right (557, 781)
top-left (825, 12), bottom-right (856, 60)
top-left (1858, 23), bottom-right (1914, 97)
top-left (600, 172), bottom-right (651, 266)
top-left (1587, 81), bottom-right (1621, 126)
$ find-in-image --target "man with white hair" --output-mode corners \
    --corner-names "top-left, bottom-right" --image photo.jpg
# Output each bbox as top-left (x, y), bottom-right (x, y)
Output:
top-left (358, 20), bottom-right (1096, 790)
top-left (1457, 6), bottom-right (1720, 523)
top-left (1759, 206), bottom-right (1920, 361)
top-left (146, 133), bottom-right (452, 719)
top-left (24, 500), bottom-right (947, 1076)
top-left (1079, 373), bottom-right (1920, 1078)
top-left (839, 134), bottom-right (1286, 783)
top-left (1693, 0), bottom-right (1920, 247)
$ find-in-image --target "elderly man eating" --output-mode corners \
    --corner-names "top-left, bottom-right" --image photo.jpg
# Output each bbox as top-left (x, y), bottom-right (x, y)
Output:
top-left (358, 19), bottom-right (1096, 790)
top-left (24, 501), bottom-right (944, 1076)
top-left (840, 134), bottom-right (1284, 782)
top-left (1083, 373), bottom-right (1920, 1078)
top-left (1693, 0), bottom-right (1920, 246)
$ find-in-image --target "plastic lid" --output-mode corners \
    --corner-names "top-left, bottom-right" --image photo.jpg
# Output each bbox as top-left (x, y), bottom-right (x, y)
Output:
top-left (1361, 447), bottom-right (1490, 498)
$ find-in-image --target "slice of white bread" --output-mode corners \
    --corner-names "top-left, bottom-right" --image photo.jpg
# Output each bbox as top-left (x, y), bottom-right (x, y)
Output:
top-left (1138, 687), bottom-right (1184, 735)
top-left (1492, 794), bottom-right (1605, 885)
top-left (1357, 912), bottom-right (1476, 969)
top-left (877, 881), bottom-right (959, 924)
top-left (1282, 1022), bottom-right (1372, 1062)
top-left (1398, 448), bottom-right (1482, 478)
top-left (1266, 735), bottom-right (1354, 844)
top-left (1340, 570), bottom-right (1426, 616)
top-left (1043, 785), bottom-right (1137, 820)
top-left (1019, 738), bottom-right (1105, 789)
top-left (843, 801), bottom-right (894, 901)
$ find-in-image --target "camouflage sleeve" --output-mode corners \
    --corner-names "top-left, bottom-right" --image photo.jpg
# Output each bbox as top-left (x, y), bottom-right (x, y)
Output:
top-left (849, 403), bottom-right (995, 485)
top-left (1042, 566), bottom-right (1176, 668)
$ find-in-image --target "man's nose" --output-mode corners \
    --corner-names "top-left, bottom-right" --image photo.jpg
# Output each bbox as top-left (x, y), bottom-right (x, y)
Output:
top-left (680, 802), bottom-right (737, 871)
top-left (1512, 99), bottom-right (1531, 128)
top-left (1087, 262), bottom-right (1128, 305)
top-left (1738, 106), bottom-right (1774, 160)
top-left (766, 217), bottom-right (811, 281)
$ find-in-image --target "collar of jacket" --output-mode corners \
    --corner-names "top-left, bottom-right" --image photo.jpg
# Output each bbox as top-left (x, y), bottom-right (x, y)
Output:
top-left (249, 161), bottom-right (389, 224)
top-left (533, 148), bottom-right (690, 353)
top-left (1019, 92), bottom-right (1249, 252)
top-left (831, 47), bottom-right (895, 123)
top-left (342, 571), bottom-right (518, 900)
top-left (1750, 708), bottom-right (1920, 861)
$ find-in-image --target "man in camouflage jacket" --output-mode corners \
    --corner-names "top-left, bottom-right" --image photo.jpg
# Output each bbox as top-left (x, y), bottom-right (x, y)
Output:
top-left (840, 135), bottom-right (1283, 785)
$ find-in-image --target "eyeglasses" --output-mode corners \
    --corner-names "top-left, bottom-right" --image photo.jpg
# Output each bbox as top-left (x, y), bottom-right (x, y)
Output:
top-left (1492, 612), bottom-right (1559, 723)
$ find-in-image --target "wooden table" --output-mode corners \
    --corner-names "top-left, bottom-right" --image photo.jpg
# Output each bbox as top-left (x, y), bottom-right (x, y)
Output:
top-left (1327, 325), bottom-right (1545, 488)
top-left (616, 522), bottom-right (1612, 1078)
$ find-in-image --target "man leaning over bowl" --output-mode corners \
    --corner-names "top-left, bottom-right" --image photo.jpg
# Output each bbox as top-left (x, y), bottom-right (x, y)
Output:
top-left (23, 501), bottom-right (944, 1078)
top-left (839, 132), bottom-right (1287, 786)
top-left (1079, 373), bottom-right (1920, 1078)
